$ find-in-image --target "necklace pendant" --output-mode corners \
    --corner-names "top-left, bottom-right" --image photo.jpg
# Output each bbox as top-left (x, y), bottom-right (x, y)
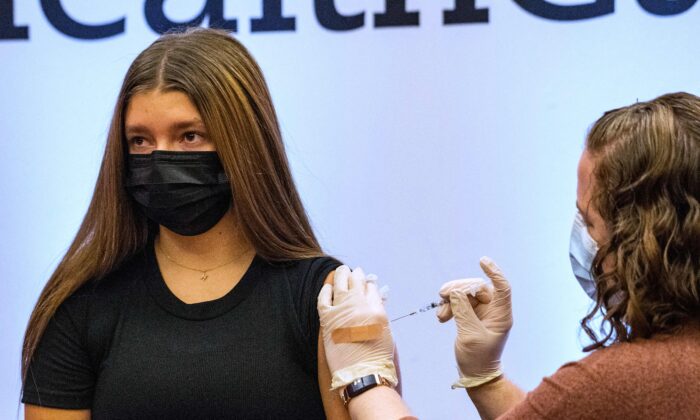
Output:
top-left (201, 272), bottom-right (209, 281)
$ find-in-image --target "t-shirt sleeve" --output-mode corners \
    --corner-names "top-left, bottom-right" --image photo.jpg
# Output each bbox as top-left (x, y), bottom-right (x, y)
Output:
top-left (288, 256), bottom-right (342, 370)
top-left (22, 293), bottom-right (95, 409)
top-left (302, 257), bottom-right (342, 343)
top-left (499, 356), bottom-right (630, 419)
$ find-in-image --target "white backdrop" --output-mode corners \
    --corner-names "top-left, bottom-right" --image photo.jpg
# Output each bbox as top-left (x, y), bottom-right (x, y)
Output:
top-left (1, 1), bottom-right (699, 418)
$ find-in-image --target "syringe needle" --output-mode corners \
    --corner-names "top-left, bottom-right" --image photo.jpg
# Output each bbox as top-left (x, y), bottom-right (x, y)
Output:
top-left (390, 311), bottom-right (417, 322)
top-left (391, 299), bottom-right (447, 322)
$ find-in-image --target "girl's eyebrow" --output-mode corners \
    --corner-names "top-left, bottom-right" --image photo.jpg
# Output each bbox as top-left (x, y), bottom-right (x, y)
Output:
top-left (124, 124), bottom-right (149, 136)
top-left (125, 119), bottom-right (206, 135)
top-left (170, 119), bottom-right (206, 131)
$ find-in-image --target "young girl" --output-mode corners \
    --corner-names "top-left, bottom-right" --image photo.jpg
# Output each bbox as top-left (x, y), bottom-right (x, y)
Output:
top-left (22, 28), bottom-right (351, 419)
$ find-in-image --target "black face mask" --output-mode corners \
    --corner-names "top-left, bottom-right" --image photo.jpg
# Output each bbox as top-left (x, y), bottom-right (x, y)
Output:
top-left (126, 151), bottom-right (232, 236)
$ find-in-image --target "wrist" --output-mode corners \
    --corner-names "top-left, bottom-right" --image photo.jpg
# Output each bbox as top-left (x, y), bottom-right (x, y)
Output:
top-left (346, 385), bottom-right (415, 420)
top-left (451, 368), bottom-right (503, 389)
top-left (339, 373), bottom-right (392, 405)
top-left (330, 361), bottom-right (398, 391)
top-left (465, 374), bottom-right (506, 395)
top-left (464, 375), bottom-right (526, 419)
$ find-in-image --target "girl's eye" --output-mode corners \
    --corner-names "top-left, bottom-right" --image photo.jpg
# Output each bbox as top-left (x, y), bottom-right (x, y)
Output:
top-left (183, 132), bottom-right (203, 142)
top-left (127, 137), bottom-right (153, 154)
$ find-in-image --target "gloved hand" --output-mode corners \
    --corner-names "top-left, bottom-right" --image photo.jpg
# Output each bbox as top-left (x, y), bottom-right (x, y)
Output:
top-left (438, 256), bottom-right (513, 389)
top-left (317, 265), bottom-right (398, 391)
top-left (436, 277), bottom-right (493, 323)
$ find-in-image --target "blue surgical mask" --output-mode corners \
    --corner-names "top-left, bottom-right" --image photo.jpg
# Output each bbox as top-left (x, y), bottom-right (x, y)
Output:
top-left (569, 210), bottom-right (599, 300)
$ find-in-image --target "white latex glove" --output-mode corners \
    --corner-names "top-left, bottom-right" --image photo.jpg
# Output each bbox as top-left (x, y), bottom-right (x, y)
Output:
top-left (317, 265), bottom-right (398, 390)
top-left (439, 256), bottom-right (513, 389)
top-left (436, 278), bottom-right (493, 323)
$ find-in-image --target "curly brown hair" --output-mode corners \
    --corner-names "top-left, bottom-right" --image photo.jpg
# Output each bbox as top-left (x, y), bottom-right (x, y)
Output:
top-left (581, 92), bottom-right (700, 351)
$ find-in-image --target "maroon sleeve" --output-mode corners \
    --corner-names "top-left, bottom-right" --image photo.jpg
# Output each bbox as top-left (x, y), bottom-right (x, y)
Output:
top-left (499, 330), bottom-right (700, 419)
top-left (498, 356), bottom-right (630, 419)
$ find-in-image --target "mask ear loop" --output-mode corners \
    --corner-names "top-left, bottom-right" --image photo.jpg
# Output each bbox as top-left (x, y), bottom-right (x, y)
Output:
top-left (575, 210), bottom-right (600, 255)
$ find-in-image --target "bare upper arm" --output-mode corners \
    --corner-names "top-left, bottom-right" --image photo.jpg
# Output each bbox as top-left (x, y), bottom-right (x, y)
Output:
top-left (317, 270), bottom-right (403, 418)
top-left (318, 332), bottom-right (352, 419)
top-left (318, 270), bottom-right (352, 419)
top-left (25, 405), bottom-right (90, 420)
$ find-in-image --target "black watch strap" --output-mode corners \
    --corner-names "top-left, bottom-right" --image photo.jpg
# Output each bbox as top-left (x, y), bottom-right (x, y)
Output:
top-left (340, 374), bottom-right (389, 405)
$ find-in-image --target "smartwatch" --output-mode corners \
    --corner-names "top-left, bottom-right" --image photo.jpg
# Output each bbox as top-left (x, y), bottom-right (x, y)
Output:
top-left (340, 373), bottom-right (391, 405)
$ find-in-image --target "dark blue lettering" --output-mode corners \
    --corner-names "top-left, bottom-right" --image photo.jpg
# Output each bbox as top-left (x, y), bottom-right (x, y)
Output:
top-left (513, 0), bottom-right (613, 20)
top-left (638, 0), bottom-right (696, 16)
top-left (145, 0), bottom-right (236, 34)
top-left (0, 0), bottom-right (28, 39)
top-left (375, 0), bottom-right (419, 28)
top-left (444, 0), bottom-right (489, 24)
top-left (251, 0), bottom-right (295, 32)
top-left (314, 0), bottom-right (364, 31)
top-left (40, 0), bottom-right (123, 39)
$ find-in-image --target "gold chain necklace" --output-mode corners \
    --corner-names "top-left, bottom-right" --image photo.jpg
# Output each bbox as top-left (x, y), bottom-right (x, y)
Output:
top-left (157, 240), bottom-right (249, 281)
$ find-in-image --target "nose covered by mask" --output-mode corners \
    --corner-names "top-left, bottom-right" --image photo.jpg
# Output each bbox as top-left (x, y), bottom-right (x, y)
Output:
top-left (126, 151), bottom-right (231, 236)
top-left (569, 210), bottom-right (600, 300)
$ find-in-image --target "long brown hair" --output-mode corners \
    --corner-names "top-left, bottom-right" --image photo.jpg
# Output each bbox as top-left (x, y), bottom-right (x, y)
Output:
top-left (23, 27), bottom-right (323, 378)
top-left (581, 92), bottom-right (700, 350)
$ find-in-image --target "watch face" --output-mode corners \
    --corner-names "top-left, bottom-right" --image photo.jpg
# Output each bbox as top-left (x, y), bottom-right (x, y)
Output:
top-left (341, 374), bottom-right (392, 405)
top-left (344, 374), bottom-right (381, 401)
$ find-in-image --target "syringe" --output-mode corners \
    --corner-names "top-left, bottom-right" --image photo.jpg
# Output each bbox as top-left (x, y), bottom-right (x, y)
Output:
top-left (391, 299), bottom-right (448, 322)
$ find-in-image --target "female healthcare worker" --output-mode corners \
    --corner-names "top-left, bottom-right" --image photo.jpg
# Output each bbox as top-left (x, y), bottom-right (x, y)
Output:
top-left (318, 92), bottom-right (700, 419)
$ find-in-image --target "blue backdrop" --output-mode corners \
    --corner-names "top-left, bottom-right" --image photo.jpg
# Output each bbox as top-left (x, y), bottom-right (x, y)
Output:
top-left (2, 1), bottom-right (699, 418)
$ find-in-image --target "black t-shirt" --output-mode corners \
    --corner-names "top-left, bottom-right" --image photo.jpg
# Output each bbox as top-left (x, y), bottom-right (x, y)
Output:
top-left (22, 244), bottom-right (340, 419)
